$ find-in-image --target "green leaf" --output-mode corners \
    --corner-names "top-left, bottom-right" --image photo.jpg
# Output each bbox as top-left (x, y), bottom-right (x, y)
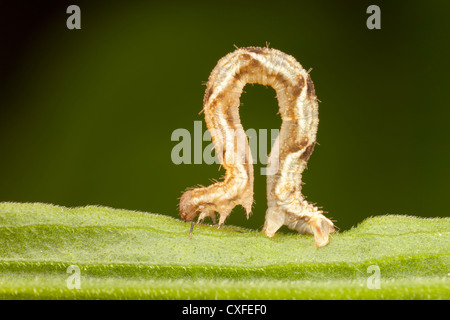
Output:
top-left (0, 202), bottom-right (448, 299)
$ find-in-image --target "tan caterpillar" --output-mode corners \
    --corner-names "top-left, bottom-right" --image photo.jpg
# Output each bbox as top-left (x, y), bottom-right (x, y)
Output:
top-left (179, 46), bottom-right (335, 247)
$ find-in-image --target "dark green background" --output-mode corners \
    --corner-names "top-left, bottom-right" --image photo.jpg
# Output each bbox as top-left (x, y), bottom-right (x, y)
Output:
top-left (1, 0), bottom-right (449, 232)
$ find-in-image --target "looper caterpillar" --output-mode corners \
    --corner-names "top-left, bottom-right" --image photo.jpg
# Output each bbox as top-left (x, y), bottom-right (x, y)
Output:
top-left (179, 46), bottom-right (335, 247)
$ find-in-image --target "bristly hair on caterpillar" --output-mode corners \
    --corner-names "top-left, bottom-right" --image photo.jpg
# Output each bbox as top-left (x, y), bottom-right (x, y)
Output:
top-left (179, 46), bottom-right (335, 247)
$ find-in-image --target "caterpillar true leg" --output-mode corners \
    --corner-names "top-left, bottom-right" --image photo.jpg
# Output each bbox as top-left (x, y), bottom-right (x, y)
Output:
top-left (179, 46), bottom-right (335, 247)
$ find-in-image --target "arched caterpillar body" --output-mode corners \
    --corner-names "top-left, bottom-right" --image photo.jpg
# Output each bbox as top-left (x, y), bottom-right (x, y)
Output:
top-left (179, 46), bottom-right (335, 247)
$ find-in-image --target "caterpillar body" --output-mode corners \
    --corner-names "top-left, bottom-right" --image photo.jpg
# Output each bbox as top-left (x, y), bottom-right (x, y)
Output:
top-left (179, 46), bottom-right (335, 247)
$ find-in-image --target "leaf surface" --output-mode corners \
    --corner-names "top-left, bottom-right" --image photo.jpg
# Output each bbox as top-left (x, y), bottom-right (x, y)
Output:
top-left (0, 202), bottom-right (448, 299)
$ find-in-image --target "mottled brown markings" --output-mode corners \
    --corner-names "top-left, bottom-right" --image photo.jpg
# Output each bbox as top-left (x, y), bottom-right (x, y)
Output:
top-left (225, 112), bottom-right (236, 130)
top-left (291, 85), bottom-right (302, 98)
top-left (284, 143), bottom-right (302, 155)
top-left (233, 58), bottom-right (265, 81)
top-left (306, 76), bottom-right (316, 98)
top-left (208, 98), bottom-right (218, 110)
top-left (243, 47), bottom-right (268, 54)
top-left (240, 54), bottom-right (252, 60)
top-left (216, 92), bottom-right (225, 101)
top-left (284, 135), bottom-right (309, 154)
top-left (300, 143), bottom-right (316, 161)
top-left (299, 135), bottom-right (309, 148)
top-left (249, 59), bottom-right (262, 68)
top-left (275, 73), bottom-right (289, 88)
top-left (204, 87), bottom-right (213, 105)
top-left (292, 75), bottom-right (305, 98)
top-left (240, 66), bottom-right (254, 77)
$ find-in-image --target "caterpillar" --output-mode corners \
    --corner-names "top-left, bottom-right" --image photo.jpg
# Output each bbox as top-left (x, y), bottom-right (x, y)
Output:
top-left (179, 46), bottom-right (335, 247)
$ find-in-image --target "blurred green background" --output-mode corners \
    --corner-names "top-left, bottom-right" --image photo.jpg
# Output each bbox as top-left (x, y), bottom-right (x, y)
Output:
top-left (1, 0), bottom-right (449, 232)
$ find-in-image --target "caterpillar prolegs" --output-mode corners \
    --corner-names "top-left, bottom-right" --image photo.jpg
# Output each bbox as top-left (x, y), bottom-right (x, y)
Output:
top-left (179, 47), bottom-right (335, 247)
